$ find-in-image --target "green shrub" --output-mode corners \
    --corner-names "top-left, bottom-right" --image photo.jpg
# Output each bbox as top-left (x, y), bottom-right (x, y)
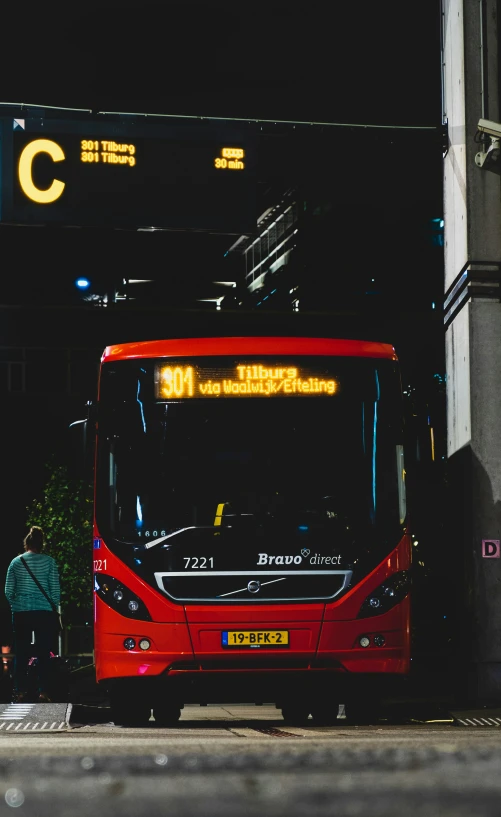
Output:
top-left (26, 461), bottom-right (93, 627)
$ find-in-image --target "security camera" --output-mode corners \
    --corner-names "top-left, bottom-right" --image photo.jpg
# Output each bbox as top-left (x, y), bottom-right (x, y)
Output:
top-left (475, 118), bottom-right (501, 173)
top-left (477, 118), bottom-right (501, 138)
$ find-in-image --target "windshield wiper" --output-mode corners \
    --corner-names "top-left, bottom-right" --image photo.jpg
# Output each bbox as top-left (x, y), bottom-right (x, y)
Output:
top-left (144, 527), bottom-right (213, 549)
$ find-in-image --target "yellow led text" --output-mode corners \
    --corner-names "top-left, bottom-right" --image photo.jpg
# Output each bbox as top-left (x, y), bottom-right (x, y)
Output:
top-left (158, 366), bottom-right (195, 398)
top-left (18, 139), bottom-right (66, 204)
top-left (80, 139), bottom-right (136, 166)
top-left (214, 147), bottom-right (245, 171)
top-left (223, 365), bottom-right (337, 395)
top-left (157, 363), bottom-right (337, 398)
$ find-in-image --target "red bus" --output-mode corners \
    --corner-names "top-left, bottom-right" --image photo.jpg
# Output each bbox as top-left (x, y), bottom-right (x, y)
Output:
top-left (92, 336), bottom-right (410, 725)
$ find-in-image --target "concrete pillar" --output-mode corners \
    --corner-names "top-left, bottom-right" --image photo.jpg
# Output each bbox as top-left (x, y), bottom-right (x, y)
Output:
top-left (443, 0), bottom-right (501, 702)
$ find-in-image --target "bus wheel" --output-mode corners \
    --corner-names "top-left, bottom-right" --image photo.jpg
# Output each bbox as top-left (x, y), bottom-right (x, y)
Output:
top-left (153, 702), bottom-right (182, 727)
top-left (281, 705), bottom-right (311, 726)
top-left (310, 704), bottom-right (340, 726)
top-left (110, 700), bottom-right (152, 726)
top-left (344, 699), bottom-right (381, 725)
top-left (110, 688), bottom-right (151, 726)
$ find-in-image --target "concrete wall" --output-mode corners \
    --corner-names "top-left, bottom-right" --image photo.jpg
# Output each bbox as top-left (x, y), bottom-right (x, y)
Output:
top-left (445, 307), bottom-right (471, 453)
top-left (443, 0), bottom-right (468, 294)
top-left (443, 0), bottom-right (501, 702)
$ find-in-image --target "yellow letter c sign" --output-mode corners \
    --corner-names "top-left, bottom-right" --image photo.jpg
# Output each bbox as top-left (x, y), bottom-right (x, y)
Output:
top-left (18, 139), bottom-right (65, 204)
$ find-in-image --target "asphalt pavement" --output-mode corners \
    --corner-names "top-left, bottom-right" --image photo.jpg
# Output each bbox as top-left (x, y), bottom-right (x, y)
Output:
top-left (0, 665), bottom-right (501, 815)
top-left (0, 714), bottom-right (501, 816)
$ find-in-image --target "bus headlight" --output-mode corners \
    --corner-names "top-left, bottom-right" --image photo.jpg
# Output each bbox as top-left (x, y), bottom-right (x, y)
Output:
top-left (357, 571), bottom-right (410, 618)
top-left (94, 574), bottom-right (152, 621)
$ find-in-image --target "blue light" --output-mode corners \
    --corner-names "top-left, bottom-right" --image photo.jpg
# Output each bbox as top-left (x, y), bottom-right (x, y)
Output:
top-left (75, 277), bottom-right (91, 289)
top-left (136, 496), bottom-right (143, 522)
top-left (136, 380), bottom-right (146, 433)
top-left (298, 525), bottom-right (309, 531)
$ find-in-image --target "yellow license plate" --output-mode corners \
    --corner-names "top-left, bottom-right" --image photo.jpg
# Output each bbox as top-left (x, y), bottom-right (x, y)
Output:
top-left (222, 630), bottom-right (289, 647)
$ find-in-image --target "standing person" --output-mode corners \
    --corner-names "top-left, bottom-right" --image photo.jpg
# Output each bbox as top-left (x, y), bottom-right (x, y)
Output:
top-left (4, 526), bottom-right (61, 703)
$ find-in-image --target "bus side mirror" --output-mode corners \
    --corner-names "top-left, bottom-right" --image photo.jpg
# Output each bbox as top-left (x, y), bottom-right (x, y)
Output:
top-left (68, 401), bottom-right (97, 482)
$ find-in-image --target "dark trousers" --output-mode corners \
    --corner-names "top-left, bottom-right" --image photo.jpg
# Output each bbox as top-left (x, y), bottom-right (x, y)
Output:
top-left (12, 611), bottom-right (58, 694)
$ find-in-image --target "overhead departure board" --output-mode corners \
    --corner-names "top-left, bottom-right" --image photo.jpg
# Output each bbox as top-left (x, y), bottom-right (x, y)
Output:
top-left (0, 118), bottom-right (256, 233)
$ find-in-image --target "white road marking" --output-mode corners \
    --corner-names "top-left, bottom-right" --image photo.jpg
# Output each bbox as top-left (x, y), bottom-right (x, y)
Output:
top-left (0, 707), bottom-right (33, 720)
top-left (457, 715), bottom-right (501, 727)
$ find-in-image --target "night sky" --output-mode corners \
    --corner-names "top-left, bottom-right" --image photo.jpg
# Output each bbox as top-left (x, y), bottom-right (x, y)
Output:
top-left (0, 0), bottom-right (443, 307)
top-left (4, 2), bottom-right (440, 124)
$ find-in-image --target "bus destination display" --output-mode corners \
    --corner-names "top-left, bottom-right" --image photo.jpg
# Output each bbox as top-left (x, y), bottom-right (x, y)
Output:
top-left (155, 362), bottom-right (339, 399)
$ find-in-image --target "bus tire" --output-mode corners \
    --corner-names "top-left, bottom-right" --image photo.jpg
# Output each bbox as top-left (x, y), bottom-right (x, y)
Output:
top-left (110, 702), bottom-right (151, 726)
top-left (110, 687), bottom-right (151, 726)
top-left (281, 705), bottom-right (311, 726)
top-left (344, 698), bottom-right (381, 725)
top-left (310, 704), bottom-right (340, 726)
top-left (153, 702), bottom-right (182, 727)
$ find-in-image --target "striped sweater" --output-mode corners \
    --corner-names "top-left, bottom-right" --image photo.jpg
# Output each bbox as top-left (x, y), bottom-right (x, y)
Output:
top-left (4, 552), bottom-right (61, 613)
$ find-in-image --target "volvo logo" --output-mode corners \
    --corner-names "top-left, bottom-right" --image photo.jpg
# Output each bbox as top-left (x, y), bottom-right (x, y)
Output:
top-left (247, 580), bottom-right (261, 594)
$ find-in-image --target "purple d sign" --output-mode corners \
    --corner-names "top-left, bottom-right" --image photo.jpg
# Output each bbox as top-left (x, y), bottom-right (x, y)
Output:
top-left (482, 540), bottom-right (501, 558)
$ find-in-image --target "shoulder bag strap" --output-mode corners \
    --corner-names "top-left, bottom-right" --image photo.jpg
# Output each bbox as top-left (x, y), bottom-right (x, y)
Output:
top-left (20, 556), bottom-right (57, 613)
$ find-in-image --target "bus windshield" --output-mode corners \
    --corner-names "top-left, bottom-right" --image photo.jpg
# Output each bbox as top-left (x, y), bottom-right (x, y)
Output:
top-left (96, 356), bottom-right (405, 579)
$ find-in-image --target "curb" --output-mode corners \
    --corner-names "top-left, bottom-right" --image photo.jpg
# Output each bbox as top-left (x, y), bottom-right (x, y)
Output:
top-left (68, 704), bottom-right (113, 725)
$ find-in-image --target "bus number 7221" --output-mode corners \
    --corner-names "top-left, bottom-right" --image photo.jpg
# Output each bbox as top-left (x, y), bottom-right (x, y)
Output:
top-left (183, 557), bottom-right (214, 569)
top-left (94, 559), bottom-right (107, 571)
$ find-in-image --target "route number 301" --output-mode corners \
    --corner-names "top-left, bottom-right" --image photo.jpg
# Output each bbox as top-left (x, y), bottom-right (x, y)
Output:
top-left (183, 557), bottom-right (214, 569)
